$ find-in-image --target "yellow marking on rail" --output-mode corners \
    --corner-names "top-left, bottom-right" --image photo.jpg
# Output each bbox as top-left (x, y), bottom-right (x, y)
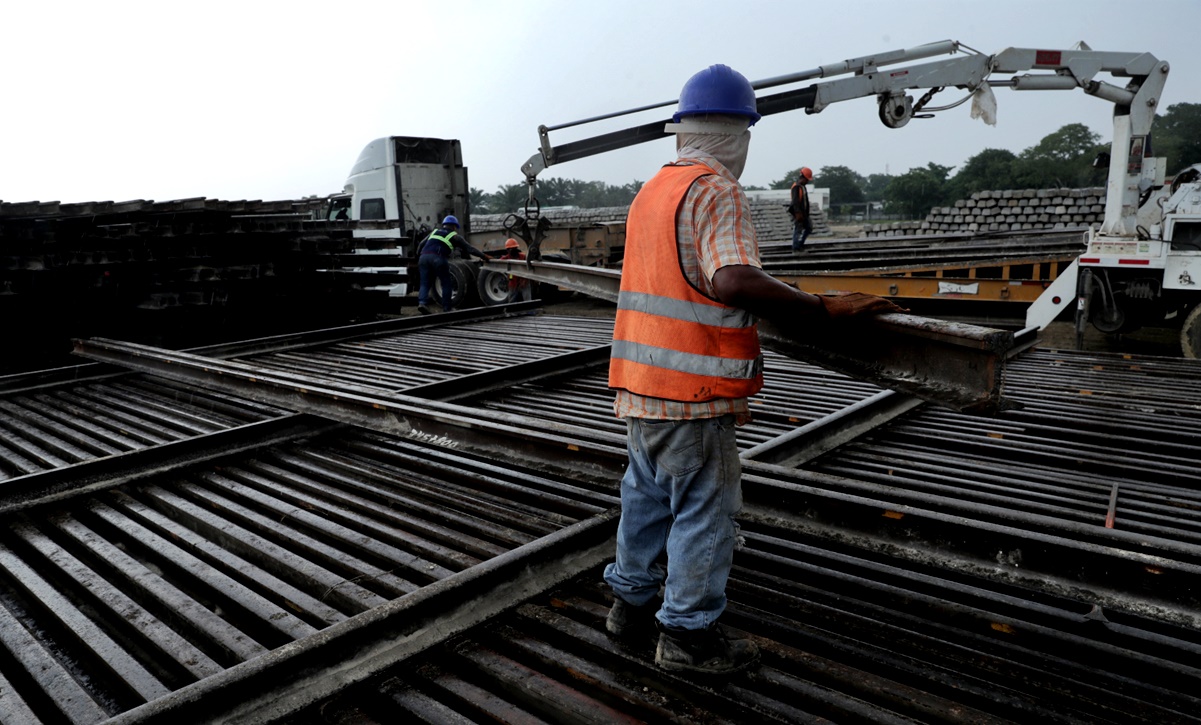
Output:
top-left (882, 510), bottom-right (904, 520)
top-left (991, 622), bottom-right (1015, 634)
top-left (1079, 390), bottom-right (1093, 396)
top-left (1145, 566), bottom-right (1163, 575)
top-left (987, 432), bottom-right (1004, 439)
top-left (567, 444), bottom-right (580, 451)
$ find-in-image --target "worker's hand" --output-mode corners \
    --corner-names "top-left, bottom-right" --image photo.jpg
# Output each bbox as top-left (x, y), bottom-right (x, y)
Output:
top-left (818, 292), bottom-right (908, 319)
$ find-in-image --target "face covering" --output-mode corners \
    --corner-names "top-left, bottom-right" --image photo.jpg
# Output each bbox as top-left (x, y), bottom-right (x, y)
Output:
top-left (677, 128), bottom-right (751, 179)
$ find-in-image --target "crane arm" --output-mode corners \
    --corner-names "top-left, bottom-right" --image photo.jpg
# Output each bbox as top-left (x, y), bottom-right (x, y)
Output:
top-left (522, 41), bottom-right (1169, 236)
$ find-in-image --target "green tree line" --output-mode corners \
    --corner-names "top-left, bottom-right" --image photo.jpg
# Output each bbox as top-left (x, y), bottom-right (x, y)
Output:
top-left (470, 178), bottom-right (645, 215)
top-left (470, 103), bottom-right (1201, 220)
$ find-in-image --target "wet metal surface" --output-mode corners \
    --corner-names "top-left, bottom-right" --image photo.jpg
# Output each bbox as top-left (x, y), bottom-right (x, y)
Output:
top-left (2, 313), bottom-right (1199, 722)
top-left (0, 428), bottom-right (616, 723)
top-left (0, 376), bottom-right (289, 480)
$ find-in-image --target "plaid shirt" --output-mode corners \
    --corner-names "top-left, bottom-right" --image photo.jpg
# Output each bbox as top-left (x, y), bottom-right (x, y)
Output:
top-left (614, 149), bottom-right (761, 423)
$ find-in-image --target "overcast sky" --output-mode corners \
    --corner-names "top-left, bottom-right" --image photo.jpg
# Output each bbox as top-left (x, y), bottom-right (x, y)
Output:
top-left (3, 0), bottom-right (1198, 205)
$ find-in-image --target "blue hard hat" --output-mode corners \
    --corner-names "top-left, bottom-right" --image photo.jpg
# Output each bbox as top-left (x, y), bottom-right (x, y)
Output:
top-left (674, 64), bottom-right (761, 125)
top-left (442, 215), bottom-right (460, 227)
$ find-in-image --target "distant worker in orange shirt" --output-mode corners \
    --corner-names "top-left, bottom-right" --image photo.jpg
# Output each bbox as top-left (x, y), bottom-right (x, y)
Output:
top-left (788, 166), bottom-right (814, 252)
top-left (502, 238), bottom-right (533, 303)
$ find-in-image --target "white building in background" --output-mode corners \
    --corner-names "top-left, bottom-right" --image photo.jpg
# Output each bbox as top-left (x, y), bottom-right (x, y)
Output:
top-left (744, 187), bottom-right (830, 210)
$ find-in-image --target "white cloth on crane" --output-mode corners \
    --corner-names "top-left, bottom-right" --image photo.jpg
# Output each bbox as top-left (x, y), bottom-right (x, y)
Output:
top-left (970, 83), bottom-right (998, 126)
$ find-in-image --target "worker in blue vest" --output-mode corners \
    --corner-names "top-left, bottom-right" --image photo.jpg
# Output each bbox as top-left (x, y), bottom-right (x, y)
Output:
top-left (416, 215), bottom-right (489, 314)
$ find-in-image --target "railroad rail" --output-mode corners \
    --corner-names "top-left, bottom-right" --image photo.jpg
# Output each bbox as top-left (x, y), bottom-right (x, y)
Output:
top-left (0, 311), bottom-right (1198, 723)
top-left (480, 259), bottom-right (1020, 413)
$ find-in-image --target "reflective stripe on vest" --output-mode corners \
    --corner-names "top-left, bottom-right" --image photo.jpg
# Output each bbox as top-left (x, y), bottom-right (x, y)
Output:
top-left (609, 162), bottom-right (763, 402)
top-left (429, 229), bottom-right (457, 250)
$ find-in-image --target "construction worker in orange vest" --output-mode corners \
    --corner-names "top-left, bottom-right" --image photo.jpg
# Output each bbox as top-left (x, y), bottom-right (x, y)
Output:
top-left (789, 166), bottom-right (814, 251)
top-left (604, 64), bottom-right (903, 676)
top-left (502, 238), bottom-right (532, 303)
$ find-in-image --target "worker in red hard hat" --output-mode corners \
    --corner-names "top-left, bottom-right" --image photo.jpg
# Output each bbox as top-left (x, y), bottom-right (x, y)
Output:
top-left (788, 167), bottom-right (814, 252)
top-left (603, 64), bottom-right (903, 678)
top-left (502, 238), bottom-right (532, 303)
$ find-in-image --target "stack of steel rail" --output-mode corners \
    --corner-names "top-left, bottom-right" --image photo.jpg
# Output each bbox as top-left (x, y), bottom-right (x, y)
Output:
top-left (0, 307), bottom-right (1198, 724)
top-left (758, 229), bottom-right (1087, 272)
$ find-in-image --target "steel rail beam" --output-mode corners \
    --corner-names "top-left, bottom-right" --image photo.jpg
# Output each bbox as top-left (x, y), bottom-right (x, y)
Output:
top-left (0, 416), bottom-right (340, 514)
top-left (483, 260), bottom-right (1016, 413)
top-left (741, 389), bottom-right (924, 466)
top-left (741, 468), bottom-right (1201, 622)
top-left (188, 303), bottom-right (541, 360)
top-left (7, 323), bottom-right (609, 507)
top-left (71, 338), bottom-right (628, 484)
top-left (101, 510), bottom-right (619, 725)
top-left (760, 242), bottom-right (1085, 273)
top-left (768, 271), bottom-right (1063, 304)
top-left (404, 344), bottom-right (611, 401)
top-left (1, 304), bottom-right (545, 396)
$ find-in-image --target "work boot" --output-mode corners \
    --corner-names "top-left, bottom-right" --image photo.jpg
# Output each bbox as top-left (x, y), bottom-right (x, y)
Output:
top-left (606, 596), bottom-right (660, 644)
top-left (417, 304), bottom-right (430, 315)
top-left (655, 622), bottom-right (760, 675)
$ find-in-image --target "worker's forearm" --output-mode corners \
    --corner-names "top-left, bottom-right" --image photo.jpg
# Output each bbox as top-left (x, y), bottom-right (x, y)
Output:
top-left (728, 277), bottom-right (824, 321)
top-left (712, 265), bottom-right (825, 321)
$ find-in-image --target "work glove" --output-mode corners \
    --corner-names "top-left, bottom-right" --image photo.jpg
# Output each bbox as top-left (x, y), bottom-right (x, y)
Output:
top-left (818, 292), bottom-right (908, 319)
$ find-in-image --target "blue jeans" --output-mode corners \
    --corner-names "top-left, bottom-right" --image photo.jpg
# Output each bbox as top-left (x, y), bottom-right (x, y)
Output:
top-left (418, 254), bottom-right (453, 310)
top-left (604, 415), bottom-right (743, 631)
top-left (791, 220), bottom-right (811, 250)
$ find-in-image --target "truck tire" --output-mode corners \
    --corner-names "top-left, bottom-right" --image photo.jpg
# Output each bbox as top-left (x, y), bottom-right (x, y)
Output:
top-left (477, 268), bottom-right (511, 306)
top-left (1181, 305), bottom-right (1201, 359)
top-left (433, 260), bottom-right (478, 310)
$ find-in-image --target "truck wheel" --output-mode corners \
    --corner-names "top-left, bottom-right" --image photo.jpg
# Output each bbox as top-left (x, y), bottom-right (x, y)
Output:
top-left (1181, 305), bottom-right (1201, 359)
top-left (434, 260), bottom-right (478, 310)
top-left (477, 269), bottom-right (511, 306)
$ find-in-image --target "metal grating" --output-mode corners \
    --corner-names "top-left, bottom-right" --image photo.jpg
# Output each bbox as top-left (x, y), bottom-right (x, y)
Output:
top-left (3, 312), bottom-right (1199, 723)
top-left (806, 347), bottom-right (1201, 542)
top-left (0, 429), bottom-right (615, 723)
top-left (300, 520), bottom-right (1201, 724)
top-left (0, 376), bottom-right (288, 480)
top-left (461, 349), bottom-right (888, 453)
top-left (237, 315), bottom-right (615, 391)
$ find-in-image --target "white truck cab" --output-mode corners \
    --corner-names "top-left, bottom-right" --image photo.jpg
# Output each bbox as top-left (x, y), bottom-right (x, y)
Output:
top-left (343, 136), bottom-right (469, 244)
top-left (336, 136), bottom-right (473, 303)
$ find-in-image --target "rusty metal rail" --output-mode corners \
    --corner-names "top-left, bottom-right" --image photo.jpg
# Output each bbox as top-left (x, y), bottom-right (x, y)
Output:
top-left (444, 323), bottom-right (1201, 621)
top-left (482, 259), bottom-right (1015, 413)
top-left (242, 315), bottom-right (612, 393)
top-left (0, 428), bottom-right (619, 724)
top-left (0, 376), bottom-right (290, 481)
top-left (0, 310), bottom-right (1198, 722)
top-left (298, 541), bottom-right (1201, 724)
top-left (71, 336), bottom-right (629, 485)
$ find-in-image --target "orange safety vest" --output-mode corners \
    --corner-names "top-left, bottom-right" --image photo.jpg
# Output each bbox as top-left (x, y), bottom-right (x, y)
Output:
top-left (609, 162), bottom-right (764, 402)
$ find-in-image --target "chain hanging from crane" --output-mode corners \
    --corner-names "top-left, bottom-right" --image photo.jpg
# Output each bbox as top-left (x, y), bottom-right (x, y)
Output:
top-left (503, 180), bottom-right (551, 263)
